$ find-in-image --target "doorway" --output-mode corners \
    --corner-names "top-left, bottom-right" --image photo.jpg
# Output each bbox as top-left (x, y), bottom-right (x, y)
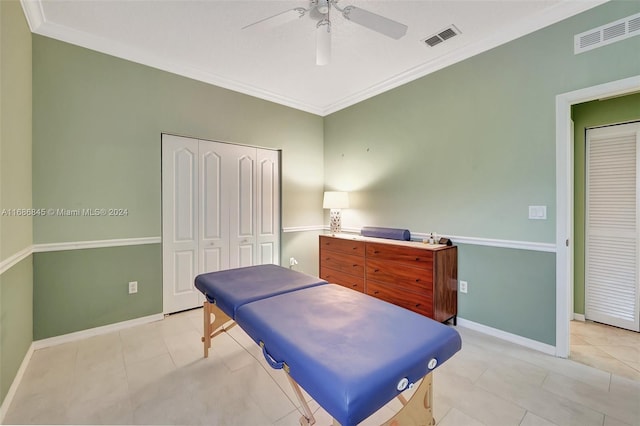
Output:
top-left (555, 75), bottom-right (640, 358)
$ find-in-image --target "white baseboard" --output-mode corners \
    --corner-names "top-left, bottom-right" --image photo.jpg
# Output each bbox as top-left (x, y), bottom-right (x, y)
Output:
top-left (573, 313), bottom-right (586, 322)
top-left (457, 317), bottom-right (557, 356)
top-left (0, 343), bottom-right (34, 424)
top-left (32, 313), bottom-right (164, 350)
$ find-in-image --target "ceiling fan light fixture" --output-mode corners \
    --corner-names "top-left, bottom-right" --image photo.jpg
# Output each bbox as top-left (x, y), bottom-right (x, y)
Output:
top-left (316, 19), bottom-right (331, 66)
top-left (315, 0), bottom-right (330, 15)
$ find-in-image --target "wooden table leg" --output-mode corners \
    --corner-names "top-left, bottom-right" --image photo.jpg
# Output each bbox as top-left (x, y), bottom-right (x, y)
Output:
top-left (285, 373), bottom-right (316, 426)
top-left (201, 300), bottom-right (234, 358)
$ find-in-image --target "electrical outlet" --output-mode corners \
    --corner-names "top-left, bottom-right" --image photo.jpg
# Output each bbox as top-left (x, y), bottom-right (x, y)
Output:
top-left (459, 280), bottom-right (468, 294)
top-left (128, 281), bottom-right (138, 294)
top-left (289, 257), bottom-right (298, 267)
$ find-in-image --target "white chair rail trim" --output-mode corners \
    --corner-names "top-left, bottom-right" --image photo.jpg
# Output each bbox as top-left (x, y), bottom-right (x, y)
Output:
top-left (0, 237), bottom-right (162, 275)
top-left (282, 225), bottom-right (556, 253)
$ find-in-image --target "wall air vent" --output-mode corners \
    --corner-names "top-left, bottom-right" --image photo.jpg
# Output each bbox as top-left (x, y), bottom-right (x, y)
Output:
top-left (575, 12), bottom-right (640, 54)
top-left (422, 25), bottom-right (461, 47)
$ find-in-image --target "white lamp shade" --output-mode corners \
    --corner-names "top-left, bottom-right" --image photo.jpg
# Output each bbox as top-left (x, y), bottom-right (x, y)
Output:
top-left (323, 191), bottom-right (349, 209)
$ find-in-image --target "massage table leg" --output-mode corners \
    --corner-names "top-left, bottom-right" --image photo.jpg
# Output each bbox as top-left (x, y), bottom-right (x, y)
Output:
top-left (285, 373), bottom-right (317, 426)
top-left (200, 300), bottom-right (235, 358)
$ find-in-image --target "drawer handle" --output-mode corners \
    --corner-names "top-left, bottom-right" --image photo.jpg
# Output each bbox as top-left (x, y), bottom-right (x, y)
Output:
top-left (415, 279), bottom-right (420, 282)
top-left (353, 264), bottom-right (358, 267)
top-left (415, 303), bottom-right (421, 308)
top-left (351, 283), bottom-right (357, 288)
top-left (374, 269), bottom-right (379, 273)
top-left (415, 257), bottom-right (420, 261)
top-left (374, 291), bottom-right (379, 295)
top-left (374, 250), bottom-right (380, 254)
top-left (352, 247), bottom-right (357, 250)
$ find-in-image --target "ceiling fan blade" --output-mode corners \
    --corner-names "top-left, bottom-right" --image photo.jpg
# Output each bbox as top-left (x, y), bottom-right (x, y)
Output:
top-left (242, 8), bottom-right (306, 31)
top-left (316, 19), bottom-right (331, 66)
top-left (342, 6), bottom-right (407, 39)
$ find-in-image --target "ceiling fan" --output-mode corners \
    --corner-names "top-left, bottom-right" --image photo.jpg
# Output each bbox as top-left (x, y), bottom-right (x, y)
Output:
top-left (242, 0), bottom-right (408, 66)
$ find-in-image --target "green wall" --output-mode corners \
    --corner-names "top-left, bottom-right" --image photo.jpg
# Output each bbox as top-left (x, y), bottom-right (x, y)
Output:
top-left (324, 0), bottom-right (640, 345)
top-left (33, 245), bottom-right (162, 340)
top-left (32, 35), bottom-right (325, 339)
top-left (458, 245), bottom-right (556, 343)
top-left (572, 93), bottom-right (640, 315)
top-left (0, 0), bottom-right (32, 257)
top-left (0, 258), bottom-right (33, 402)
top-left (0, 0), bottom-right (33, 406)
top-left (33, 36), bottom-right (324, 244)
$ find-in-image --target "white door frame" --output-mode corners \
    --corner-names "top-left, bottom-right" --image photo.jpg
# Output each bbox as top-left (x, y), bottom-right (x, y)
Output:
top-left (555, 75), bottom-right (640, 357)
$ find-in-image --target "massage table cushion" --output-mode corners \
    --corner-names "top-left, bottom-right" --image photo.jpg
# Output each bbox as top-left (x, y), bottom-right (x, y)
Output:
top-left (194, 264), bottom-right (328, 318)
top-left (235, 283), bottom-right (462, 426)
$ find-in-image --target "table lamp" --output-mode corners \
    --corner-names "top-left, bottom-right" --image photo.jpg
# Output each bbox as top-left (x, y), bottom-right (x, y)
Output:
top-left (323, 191), bottom-right (349, 235)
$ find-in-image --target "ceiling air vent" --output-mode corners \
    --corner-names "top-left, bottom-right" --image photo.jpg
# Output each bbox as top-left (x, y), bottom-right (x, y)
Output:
top-left (423, 25), bottom-right (460, 47)
top-left (575, 12), bottom-right (640, 54)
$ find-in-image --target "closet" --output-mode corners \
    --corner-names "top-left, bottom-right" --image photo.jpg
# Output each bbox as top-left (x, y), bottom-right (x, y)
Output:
top-left (162, 134), bottom-right (280, 313)
top-left (585, 122), bottom-right (640, 331)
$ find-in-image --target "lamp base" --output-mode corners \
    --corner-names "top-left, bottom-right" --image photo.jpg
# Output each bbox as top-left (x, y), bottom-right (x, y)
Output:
top-left (329, 209), bottom-right (341, 235)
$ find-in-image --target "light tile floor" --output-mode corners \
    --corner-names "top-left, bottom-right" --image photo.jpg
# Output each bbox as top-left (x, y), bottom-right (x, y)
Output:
top-left (570, 320), bottom-right (640, 381)
top-left (4, 309), bottom-right (640, 426)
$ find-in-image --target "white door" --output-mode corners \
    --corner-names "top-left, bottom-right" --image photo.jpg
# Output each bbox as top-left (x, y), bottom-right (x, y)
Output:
top-left (228, 143), bottom-right (257, 268)
top-left (257, 149), bottom-right (280, 264)
top-left (585, 122), bottom-right (640, 332)
top-left (162, 135), bottom-right (202, 313)
top-left (162, 135), bottom-right (280, 314)
top-left (199, 141), bottom-right (230, 275)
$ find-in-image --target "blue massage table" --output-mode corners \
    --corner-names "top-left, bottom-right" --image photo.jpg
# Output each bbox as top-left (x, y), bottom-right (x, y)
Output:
top-left (195, 264), bottom-right (327, 357)
top-left (195, 264), bottom-right (461, 426)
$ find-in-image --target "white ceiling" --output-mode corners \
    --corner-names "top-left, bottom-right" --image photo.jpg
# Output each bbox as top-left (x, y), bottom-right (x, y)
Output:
top-left (22, 0), bottom-right (607, 116)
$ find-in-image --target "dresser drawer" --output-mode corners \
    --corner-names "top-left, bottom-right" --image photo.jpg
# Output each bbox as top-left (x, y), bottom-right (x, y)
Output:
top-left (366, 243), bottom-right (433, 266)
top-left (366, 280), bottom-right (433, 318)
top-left (320, 252), bottom-right (365, 276)
top-left (366, 259), bottom-right (433, 293)
top-left (320, 236), bottom-right (365, 256)
top-left (320, 267), bottom-right (365, 292)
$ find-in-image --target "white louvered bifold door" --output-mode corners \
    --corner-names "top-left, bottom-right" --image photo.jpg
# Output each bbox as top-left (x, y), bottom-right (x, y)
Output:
top-left (585, 122), bottom-right (640, 331)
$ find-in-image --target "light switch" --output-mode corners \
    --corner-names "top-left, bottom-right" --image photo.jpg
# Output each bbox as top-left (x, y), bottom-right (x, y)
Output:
top-left (528, 205), bottom-right (547, 220)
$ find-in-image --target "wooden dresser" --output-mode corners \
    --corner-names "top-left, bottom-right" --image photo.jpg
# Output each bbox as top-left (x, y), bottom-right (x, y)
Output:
top-left (319, 234), bottom-right (457, 324)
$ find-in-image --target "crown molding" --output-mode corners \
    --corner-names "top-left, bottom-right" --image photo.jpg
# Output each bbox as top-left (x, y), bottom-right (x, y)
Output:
top-left (322, 0), bottom-right (609, 115)
top-left (20, 0), bottom-right (45, 32)
top-left (20, 0), bottom-right (608, 117)
top-left (19, 1), bottom-right (325, 116)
